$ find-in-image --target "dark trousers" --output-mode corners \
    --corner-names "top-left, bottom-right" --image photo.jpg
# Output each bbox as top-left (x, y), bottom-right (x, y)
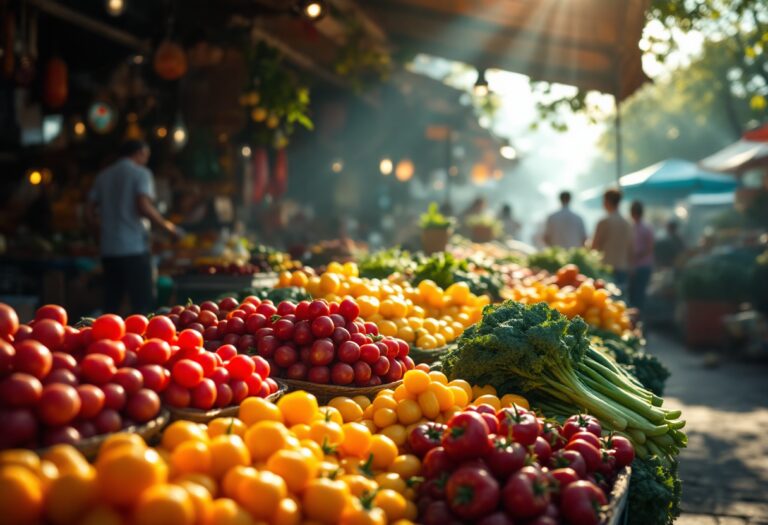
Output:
top-left (102, 253), bottom-right (154, 315)
top-left (629, 266), bottom-right (652, 311)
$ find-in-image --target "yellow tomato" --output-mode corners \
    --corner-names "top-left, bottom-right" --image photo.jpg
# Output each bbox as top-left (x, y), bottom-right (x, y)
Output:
top-left (396, 326), bottom-right (415, 343)
top-left (396, 399), bottom-right (422, 425)
top-left (369, 435), bottom-right (398, 470)
top-left (309, 420), bottom-right (345, 448)
top-left (427, 382), bottom-right (454, 411)
top-left (95, 446), bottom-right (168, 507)
top-left (388, 454), bottom-right (421, 479)
top-left (162, 422), bottom-right (209, 452)
top-left (272, 497), bottom-right (302, 525)
top-left (244, 421), bottom-right (291, 462)
top-left (339, 422), bottom-right (372, 459)
top-left (221, 466), bottom-right (258, 499)
top-left (205, 498), bottom-right (254, 525)
top-left (374, 472), bottom-right (407, 493)
top-left (473, 394), bottom-right (501, 410)
top-left (500, 394), bottom-right (530, 410)
top-left (45, 469), bottom-right (98, 525)
top-left (357, 296), bottom-right (380, 318)
top-left (373, 489), bottom-right (408, 521)
top-left (320, 272), bottom-right (341, 294)
top-left (236, 470), bottom-right (287, 521)
top-left (267, 449), bottom-right (318, 494)
top-left (278, 391), bottom-right (319, 426)
top-left (427, 371), bottom-right (448, 384)
top-left (402, 370), bottom-right (431, 395)
top-left (378, 320), bottom-right (398, 337)
top-left (290, 271), bottom-right (309, 288)
top-left (448, 386), bottom-right (469, 407)
top-left (315, 406), bottom-right (344, 425)
top-left (393, 384), bottom-right (414, 402)
top-left (302, 478), bottom-right (351, 524)
top-left (342, 262), bottom-right (359, 277)
top-left (171, 440), bottom-right (212, 477)
top-left (352, 395), bottom-right (371, 410)
top-left (207, 417), bottom-right (247, 439)
top-left (379, 424), bottom-right (408, 447)
top-left (208, 435), bottom-right (251, 479)
top-left (133, 483), bottom-right (195, 525)
top-left (239, 397), bottom-right (284, 426)
top-left (417, 390), bottom-right (441, 420)
top-left (373, 408), bottom-right (398, 429)
top-left (341, 474), bottom-right (378, 497)
top-left (328, 397), bottom-right (364, 423)
top-left (178, 481), bottom-right (213, 525)
top-left (0, 466), bottom-right (42, 524)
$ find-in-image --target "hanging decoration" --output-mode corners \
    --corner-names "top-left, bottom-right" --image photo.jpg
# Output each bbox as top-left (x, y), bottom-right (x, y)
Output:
top-left (87, 101), bottom-right (117, 134)
top-left (124, 112), bottom-right (143, 140)
top-left (240, 42), bottom-right (312, 147)
top-left (43, 58), bottom-right (68, 108)
top-left (269, 148), bottom-right (288, 198)
top-left (395, 159), bottom-right (414, 182)
top-left (251, 147), bottom-right (269, 203)
top-left (334, 18), bottom-right (391, 93)
top-left (154, 40), bottom-right (187, 80)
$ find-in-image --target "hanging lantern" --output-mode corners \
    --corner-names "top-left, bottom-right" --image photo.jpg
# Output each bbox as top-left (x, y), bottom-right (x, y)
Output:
top-left (251, 147), bottom-right (269, 203)
top-left (471, 163), bottom-right (490, 185)
top-left (395, 159), bottom-right (414, 182)
top-left (153, 40), bottom-right (187, 80)
top-left (43, 58), bottom-right (68, 108)
top-left (270, 148), bottom-right (288, 199)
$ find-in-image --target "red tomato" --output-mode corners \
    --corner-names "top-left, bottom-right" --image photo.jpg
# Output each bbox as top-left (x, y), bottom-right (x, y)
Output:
top-left (121, 333), bottom-right (143, 353)
top-left (178, 329), bottom-right (203, 351)
top-left (549, 449), bottom-right (588, 478)
top-left (227, 355), bottom-right (255, 380)
top-left (408, 422), bottom-right (447, 458)
top-left (245, 373), bottom-right (263, 395)
top-left (0, 408), bottom-right (37, 448)
top-left (608, 435), bottom-right (635, 468)
top-left (383, 358), bottom-right (404, 383)
top-left (338, 299), bottom-right (360, 322)
top-left (172, 359), bottom-right (204, 388)
top-left (273, 319), bottom-right (295, 340)
top-left (541, 420), bottom-right (567, 451)
top-left (102, 383), bottom-right (127, 411)
top-left (215, 344), bottom-right (237, 362)
top-left (61, 326), bottom-right (83, 353)
top-left (443, 412), bottom-right (492, 461)
top-left (13, 340), bottom-right (53, 379)
top-left (363, 322), bottom-right (379, 336)
top-left (146, 316), bottom-right (176, 342)
top-left (274, 345), bottom-right (297, 368)
top-left (330, 362), bottom-right (354, 385)
top-left (353, 361), bottom-right (372, 385)
top-left (0, 340), bottom-right (14, 375)
top-left (569, 431), bottom-right (601, 450)
top-left (126, 388), bottom-right (161, 422)
top-left (477, 512), bottom-right (516, 525)
top-left (35, 305), bottom-right (68, 326)
top-left (331, 327), bottom-right (351, 346)
top-left (218, 297), bottom-right (239, 311)
top-left (76, 384), bottom-right (106, 419)
top-left (81, 354), bottom-right (116, 384)
top-left (562, 414), bottom-right (602, 440)
top-left (43, 368), bottom-right (78, 387)
top-left (0, 373), bottom-right (42, 407)
top-left (565, 440), bottom-right (602, 472)
top-left (550, 467), bottom-right (580, 491)
top-left (256, 302), bottom-right (277, 318)
top-left (286, 363), bottom-right (308, 381)
top-left (124, 314), bottom-right (149, 335)
top-left (256, 335), bottom-right (278, 359)
top-left (310, 316), bottom-right (334, 339)
top-left (560, 481), bottom-right (607, 525)
top-left (230, 379), bottom-right (249, 403)
top-left (359, 344), bottom-right (380, 365)
top-left (422, 446), bottom-right (454, 479)
top-left (485, 436), bottom-right (527, 480)
top-left (137, 339), bottom-right (172, 365)
top-left (86, 339), bottom-right (126, 365)
top-left (113, 367), bottom-right (144, 394)
top-left (307, 366), bottom-right (330, 384)
top-left (503, 466), bottom-right (551, 519)
top-left (497, 406), bottom-right (541, 446)
top-left (307, 300), bottom-right (329, 319)
top-left (43, 426), bottom-right (82, 447)
top-left (163, 382), bottom-right (191, 408)
top-left (446, 466), bottom-right (500, 520)
top-left (91, 314), bottom-right (126, 341)
top-left (30, 319), bottom-right (65, 352)
top-left (0, 303), bottom-right (20, 338)
top-left (309, 339), bottom-right (334, 366)
top-left (138, 364), bottom-right (169, 392)
top-left (94, 409), bottom-right (122, 434)
top-left (38, 383), bottom-right (81, 426)
top-left (215, 383), bottom-right (233, 407)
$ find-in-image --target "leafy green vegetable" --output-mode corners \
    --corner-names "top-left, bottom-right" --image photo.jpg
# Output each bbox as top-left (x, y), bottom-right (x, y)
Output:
top-left (419, 202), bottom-right (455, 230)
top-left (357, 248), bottom-right (419, 279)
top-left (413, 252), bottom-right (468, 290)
top-left (679, 251), bottom-right (757, 302)
top-left (442, 301), bottom-right (686, 462)
top-left (591, 329), bottom-right (670, 396)
top-left (628, 456), bottom-right (682, 525)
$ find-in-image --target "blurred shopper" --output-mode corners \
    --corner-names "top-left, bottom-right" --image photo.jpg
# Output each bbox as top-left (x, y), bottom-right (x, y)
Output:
top-left (629, 200), bottom-right (655, 311)
top-left (87, 140), bottom-right (179, 314)
top-left (591, 188), bottom-right (632, 289)
top-left (543, 191), bottom-right (587, 248)
top-left (499, 204), bottom-right (521, 240)
top-left (655, 220), bottom-right (686, 269)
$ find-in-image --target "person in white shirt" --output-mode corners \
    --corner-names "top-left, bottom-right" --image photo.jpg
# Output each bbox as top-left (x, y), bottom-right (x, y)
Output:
top-left (543, 191), bottom-right (587, 249)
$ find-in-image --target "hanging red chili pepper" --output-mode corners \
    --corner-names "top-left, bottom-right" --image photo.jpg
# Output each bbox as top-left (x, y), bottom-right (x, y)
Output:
top-left (43, 58), bottom-right (68, 108)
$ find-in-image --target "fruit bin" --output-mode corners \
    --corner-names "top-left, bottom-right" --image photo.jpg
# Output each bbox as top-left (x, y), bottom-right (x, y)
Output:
top-left (173, 273), bottom-right (278, 304)
top-left (280, 378), bottom-right (403, 404)
top-left (36, 409), bottom-right (170, 460)
top-left (603, 465), bottom-right (631, 525)
top-left (408, 343), bottom-right (456, 365)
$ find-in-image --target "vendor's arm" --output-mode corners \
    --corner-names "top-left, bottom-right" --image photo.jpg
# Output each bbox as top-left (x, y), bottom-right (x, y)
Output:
top-left (591, 219), bottom-right (605, 251)
top-left (136, 194), bottom-right (179, 238)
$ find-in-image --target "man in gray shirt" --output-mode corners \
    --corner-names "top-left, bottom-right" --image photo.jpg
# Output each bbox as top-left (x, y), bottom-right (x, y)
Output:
top-left (543, 191), bottom-right (587, 249)
top-left (87, 141), bottom-right (179, 314)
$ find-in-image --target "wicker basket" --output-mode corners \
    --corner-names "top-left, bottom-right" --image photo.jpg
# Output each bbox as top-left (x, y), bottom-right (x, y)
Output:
top-left (280, 379), bottom-right (403, 404)
top-left (409, 343), bottom-right (456, 365)
top-left (166, 383), bottom-right (286, 423)
top-left (36, 409), bottom-right (171, 460)
top-left (603, 465), bottom-right (632, 525)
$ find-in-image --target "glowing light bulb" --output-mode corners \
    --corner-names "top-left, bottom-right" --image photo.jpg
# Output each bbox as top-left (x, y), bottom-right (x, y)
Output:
top-left (379, 158), bottom-right (393, 175)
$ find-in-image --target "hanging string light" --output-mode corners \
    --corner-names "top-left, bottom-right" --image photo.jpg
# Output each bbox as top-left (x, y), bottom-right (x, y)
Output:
top-left (473, 69), bottom-right (490, 97)
top-left (379, 158), bottom-right (393, 176)
top-left (395, 159), bottom-right (414, 182)
top-left (297, 0), bottom-right (326, 20)
top-left (105, 0), bottom-right (125, 16)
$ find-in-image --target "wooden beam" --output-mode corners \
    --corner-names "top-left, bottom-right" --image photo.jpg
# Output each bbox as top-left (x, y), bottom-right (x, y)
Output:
top-left (27, 0), bottom-right (151, 53)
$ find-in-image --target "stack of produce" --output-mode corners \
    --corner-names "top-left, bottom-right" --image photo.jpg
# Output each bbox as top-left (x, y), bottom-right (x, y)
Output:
top-left (527, 248), bottom-right (612, 281)
top-left (409, 409), bottom-right (634, 525)
top-left (507, 267), bottom-right (630, 336)
top-left (0, 302), bottom-right (279, 449)
top-left (277, 263), bottom-right (487, 350)
top-left (441, 301), bottom-right (686, 464)
top-left (249, 244), bottom-right (302, 273)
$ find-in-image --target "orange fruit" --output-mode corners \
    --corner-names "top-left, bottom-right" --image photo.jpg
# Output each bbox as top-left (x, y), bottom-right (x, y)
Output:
top-left (266, 449), bottom-right (319, 494)
top-left (315, 405), bottom-right (344, 425)
top-left (417, 390), bottom-right (440, 420)
top-left (244, 420), bottom-right (291, 462)
top-left (339, 422), bottom-right (372, 458)
top-left (0, 464), bottom-right (42, 524)
top-left (221, 466), bottom-right (258, 499)
top-left (372, 395), bottom-right (398, 412)
top-left (174, 473), bottom-right (218, 497)
top-left (302, 478), bottom-right (351, 524)
top-left (369, 434), bottom-right (398, 470)
top-left (79, 504), bottom-right (124, 525)
top-left (379, 424), bottom-right (407, 447)
top-left (0, 449), bottom-right (41, 474)
top-left (96, 446), bottom-right (168, 507)
top-left (388, 454), bottom-right (421, 479)
top-left (207, 417), bottom-right (247, 439)
top-left (205, 498), bottom-right (254, 525)
top-left (277, 391), bottom-right (319, 426)
top-left (208, 435), bottom-right (251, 479)
top-left (308, 419), bottom-right (345, 449)
top-left (373, 408), bottom-right (397, 428)
top-left (448, 385), bottom-right (469, 407)
top-left (375, 472), bottom-right (407, 493)
top-left (134, 483), bottom-right (196, 525)
top-left (427, 382), bottom-right (454, 411)
top-left (340, 499), bottom-right (386, 525)
top-left (272, 497), bottom-right (302, 525)
top-left (45, 469), bottom-right (98, 525)
top-left (328, 397), bottom-right (364, 422)
top-left (236, 470), bottom-right (287, 521)
top-left (162, 421), bottom-right (209, 451)
top-left (341, 474), bottom-right (378, 498)
top-left (373, 489), bottom-right (408, 521)
top-left (179, 480), bottom-right (214, 524)
top-left (172, 440), bottom-right (212, 476)
top-left (43, 444), bottom-right (91, 476)
top-left (395, 399), bottom-right (422, 425)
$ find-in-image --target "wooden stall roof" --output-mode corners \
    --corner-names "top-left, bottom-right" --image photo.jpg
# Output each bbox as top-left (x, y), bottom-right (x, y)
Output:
top-left (360, 0), bottom-right (650, 100)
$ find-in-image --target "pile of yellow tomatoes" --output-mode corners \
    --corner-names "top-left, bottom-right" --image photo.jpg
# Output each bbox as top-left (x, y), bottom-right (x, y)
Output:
top-left (277, 263), bottom-right (488, 350)
top-left (0, 370), bottom-right (527, 525)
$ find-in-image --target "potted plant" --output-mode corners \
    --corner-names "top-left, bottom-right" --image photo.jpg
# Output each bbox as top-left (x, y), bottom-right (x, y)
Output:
top-left (679, 251), bottom-right (755, 348)
top-left (419, 203), bottom-right (454, 254)
top-left (466, 214), bottom-right (502, 243)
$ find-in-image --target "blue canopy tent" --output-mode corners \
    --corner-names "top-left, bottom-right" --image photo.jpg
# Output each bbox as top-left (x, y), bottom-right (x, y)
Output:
top-left (579, 158), bottom-right (739, 207)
